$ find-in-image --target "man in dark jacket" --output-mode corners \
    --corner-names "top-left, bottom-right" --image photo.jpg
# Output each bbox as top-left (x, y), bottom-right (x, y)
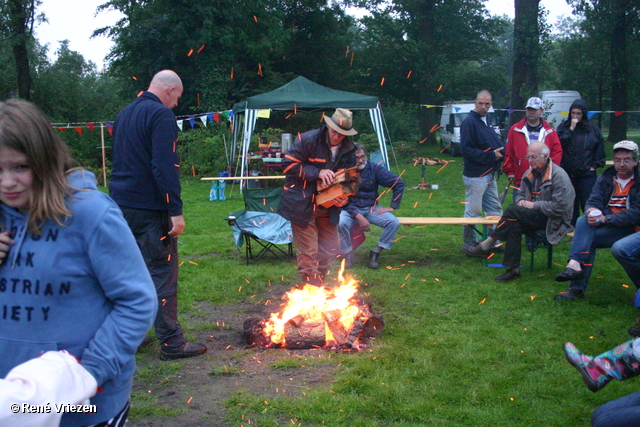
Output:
top-left (278, 108), bottom-right (357, 286)
top-left (555, 140), bottom-right (640, 301)
top-left (558, 98), bottom-right (607, 226)
top-left (461, 142), bottom-right (575, 282)
top-left (110, 70), bottom-right (206, 360)
top-left (460, 90), bottom-right (505, 246)
top-left (339, 143), bottom-right (404, 269)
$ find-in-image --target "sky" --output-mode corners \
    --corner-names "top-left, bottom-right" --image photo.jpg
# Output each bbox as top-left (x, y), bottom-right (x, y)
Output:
top-left (34, 0), bottom-right (574, 68)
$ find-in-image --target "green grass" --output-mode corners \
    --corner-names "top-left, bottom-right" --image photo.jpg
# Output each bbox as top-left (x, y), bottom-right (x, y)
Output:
top-left (135, 142), bottom-right (639, 426)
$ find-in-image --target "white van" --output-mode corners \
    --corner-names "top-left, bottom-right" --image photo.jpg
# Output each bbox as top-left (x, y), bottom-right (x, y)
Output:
top-left (439, 101), bottom-right (500, 156)
top-left (539, 90), bottom-right (581, 128)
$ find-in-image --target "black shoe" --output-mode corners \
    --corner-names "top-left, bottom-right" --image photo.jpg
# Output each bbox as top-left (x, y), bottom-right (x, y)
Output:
top-left (459, 244), bottom-right (491, 258)
top-left (554, 288), bottom-right (585, 301)
top-left (368, 250), bottom-right (380, 269)
top-left (491, 244), bottom-right (505, 253)
top-left (160, 341), bottom-right (207, 360)
top-left (495, 268), bottom-right (521, 282)
top-left (629, 327), bottom-right (640, 337)
top-left (555, 267), bottom-right (585, 282)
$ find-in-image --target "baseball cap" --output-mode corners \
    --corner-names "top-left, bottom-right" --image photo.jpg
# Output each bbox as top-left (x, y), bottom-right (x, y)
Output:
top-left (613, 140), bottom-right (639, 152)
top-left (525, 97), bottom-right (543, 109)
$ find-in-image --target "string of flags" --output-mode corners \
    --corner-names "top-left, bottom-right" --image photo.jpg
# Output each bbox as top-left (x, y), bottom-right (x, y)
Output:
top-left (48, 110), bottom-right (233, 136)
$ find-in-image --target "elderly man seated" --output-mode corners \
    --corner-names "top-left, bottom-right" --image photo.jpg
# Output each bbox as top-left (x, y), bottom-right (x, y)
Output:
top-left (554, 140), bottom-right (640, 301)
top-left (339, 143), bottom-right (404, 269)
top-left (460, 142), bottom-right (575, 282)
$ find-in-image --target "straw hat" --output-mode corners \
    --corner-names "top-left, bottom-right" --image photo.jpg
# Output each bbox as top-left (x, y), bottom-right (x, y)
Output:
top-left (324, 108), bottom-right (357, 136)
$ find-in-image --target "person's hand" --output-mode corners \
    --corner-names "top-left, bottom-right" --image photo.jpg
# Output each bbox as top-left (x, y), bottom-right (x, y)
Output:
top-left (168, 215), bottom-right (185, 237)
top-left (517, 199), bottom-right (534, 209)
top-left (356, 213), bottom-right (371, 232)
top-left (376, 207), bottom-right (394, 215)
top-left (318, 169), bottom-right (335, 187)
top-left (570, 118), bottom-right (579, 130)
top-left (494, 147), bottom-right (504, 160)
top-left (331, 197), bottom-right (348, 207)
top-left (508, 175), bottom-right (515, 182)
top-left (0, 232), bottom-right (14, 262)
top-left (585, 208), bottom-right (604, 226)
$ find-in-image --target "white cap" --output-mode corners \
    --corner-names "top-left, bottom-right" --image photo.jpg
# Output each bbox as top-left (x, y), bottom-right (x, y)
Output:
top-left (613, 140), bottom-right (638, 153)
top-left (525, 97), bottom-right (543, 109)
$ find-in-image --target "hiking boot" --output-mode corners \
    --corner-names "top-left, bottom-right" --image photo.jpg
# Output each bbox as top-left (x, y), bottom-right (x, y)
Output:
top-left (459, 244), bottom-right (491, 258)
top-left (160, 341), bottom-right (207, 360)
top-left (554, 288), bottom-right (585, 301)
top-left (368, 250), bottom-right (380, 269)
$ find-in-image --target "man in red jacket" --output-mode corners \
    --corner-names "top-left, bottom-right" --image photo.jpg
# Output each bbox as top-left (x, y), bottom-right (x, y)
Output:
top-left (503, 97), bottom-right (563, 200)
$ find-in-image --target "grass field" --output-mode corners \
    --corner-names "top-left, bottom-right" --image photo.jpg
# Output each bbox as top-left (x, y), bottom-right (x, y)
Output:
top-left (129, 140), bottom-right (640, 426)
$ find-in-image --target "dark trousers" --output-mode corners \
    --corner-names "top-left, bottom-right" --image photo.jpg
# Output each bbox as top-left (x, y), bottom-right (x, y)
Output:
top-left (491, 204), bottom-right (549, 269)
top-left (119, 206), bottom-right (185, 349)
top-left (291, 208), bottom-right (339, 285)
top-left (570, 170), bottom-right (597, 226)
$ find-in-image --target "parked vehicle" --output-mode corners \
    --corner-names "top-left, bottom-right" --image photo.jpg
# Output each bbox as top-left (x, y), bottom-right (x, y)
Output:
top-left (439, 101), bottom-right (500, 156)
top-left (539, 90), bottom-right (581, 128)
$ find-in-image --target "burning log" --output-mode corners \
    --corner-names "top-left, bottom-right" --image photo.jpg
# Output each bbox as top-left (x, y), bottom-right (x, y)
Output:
top-left (243, 318), bottom-right (272, 348)
top-left (284, 320), bottom-right (326, 349)
top-left (323, 309), bottom-right (349, 345)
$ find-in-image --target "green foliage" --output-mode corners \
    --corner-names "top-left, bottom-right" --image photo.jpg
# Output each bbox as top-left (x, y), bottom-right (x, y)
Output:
top-left (178, 125), bottom-right (233, 177)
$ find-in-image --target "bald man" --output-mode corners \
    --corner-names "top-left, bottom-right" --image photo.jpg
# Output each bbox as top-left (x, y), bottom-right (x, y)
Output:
top-left (110, 70), bottom-right (206, 360)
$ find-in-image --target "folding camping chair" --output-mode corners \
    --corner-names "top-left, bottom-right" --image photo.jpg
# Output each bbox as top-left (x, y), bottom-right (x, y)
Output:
top-left (225, 187), bottom-right (294, 265)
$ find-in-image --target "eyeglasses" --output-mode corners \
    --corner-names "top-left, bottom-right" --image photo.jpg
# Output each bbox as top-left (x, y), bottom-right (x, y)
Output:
top-left (613, 158), bottom-right (636, 165)
top-left (525, 155), bottom-right (543, 160)
top-left (356, 155), bottom-right (367, 160)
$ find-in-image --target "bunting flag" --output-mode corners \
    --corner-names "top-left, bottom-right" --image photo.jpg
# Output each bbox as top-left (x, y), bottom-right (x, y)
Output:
top-left (88, 123), bottom-right (95, 131)
top-left (257, 109), bottom-right (271, 118)
top-left (75, 127), bottom-right (83, 136)
top-left (587, 111), bottom-right (597, 119)
top-left (177, 120), bottom-right (184, 131)
top-left (214, 112), bottom-right (220, 123)
top-left (188, 115), bottom-right (196, 128)
top-left (105, 122), bottom-right (113, 136)
top-left (199, 116), bottom-right (208, 127)
top-left (560, 111), bottom-right (569, 119)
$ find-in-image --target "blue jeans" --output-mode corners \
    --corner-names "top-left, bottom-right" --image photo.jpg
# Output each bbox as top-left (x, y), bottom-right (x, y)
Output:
top-left (612, 232), bottom-right (640, 290)
top-left (339, 206), bottom-right (400, 253)
top-left (462, 174), bottom-right (503, 246)
top-left (568, 216), bottom-right (636, 291)
top-left (592, 390), bottom-right (640, 427)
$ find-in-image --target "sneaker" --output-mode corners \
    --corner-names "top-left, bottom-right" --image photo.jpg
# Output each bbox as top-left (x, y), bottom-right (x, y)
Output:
top-left (160, 341), bottom-right (207, 360)
top-left (495, 268), bottom-right (521, 282)
top-left (554, 288), bottom-right (585, 301)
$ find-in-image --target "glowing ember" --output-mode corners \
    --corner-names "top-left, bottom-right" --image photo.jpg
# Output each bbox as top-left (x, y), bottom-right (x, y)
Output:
top-left (245, 264), bottom-right (383, 350)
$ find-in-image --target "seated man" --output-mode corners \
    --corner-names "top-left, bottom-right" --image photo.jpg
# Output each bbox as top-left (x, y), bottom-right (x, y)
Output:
top-left (460, 142), bottom-right (575, 282)
top-left (613, 231), bottom-right (640, 305)
top-left (555, 140), bottom-right (640, 301)
top-left (339, 143), bottom-right (404, 269)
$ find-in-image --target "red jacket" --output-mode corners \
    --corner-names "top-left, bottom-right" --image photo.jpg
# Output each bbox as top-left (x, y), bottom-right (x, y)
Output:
top-left (503, 118), bottom-right (563, 185)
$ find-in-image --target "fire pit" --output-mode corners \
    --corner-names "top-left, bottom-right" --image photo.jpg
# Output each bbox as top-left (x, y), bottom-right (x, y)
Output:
top-left (244, 268), bottom-right (383, 350)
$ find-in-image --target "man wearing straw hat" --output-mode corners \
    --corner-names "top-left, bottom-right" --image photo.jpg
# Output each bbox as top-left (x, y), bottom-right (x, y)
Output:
top-left (278, 108), bottom-right (357, 286)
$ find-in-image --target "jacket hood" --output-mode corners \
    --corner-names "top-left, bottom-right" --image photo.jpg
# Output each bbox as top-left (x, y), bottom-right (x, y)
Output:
top-left (569, 99), bottom-right (589, 118)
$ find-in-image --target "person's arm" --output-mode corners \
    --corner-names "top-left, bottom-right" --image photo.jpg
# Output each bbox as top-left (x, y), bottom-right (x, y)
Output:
top-left (150, 109), bottom-right (183, 217)
top-left (281, 134), bottom-right (322, 183)
top-left (546, 130), bottom-right (563, 166)
top-left (532, 171), bottom-right (575, 218)
top-left (502, 127), bottom-right (516, 178)
top-left (584, 174), bottom-right (608, 213)
top-left (460, 119), bottom-right (503, 165)
top-left (373, 164), bottom-right (404, 210)
top-left (79, 203), bottom-right (158, 388)
top-left (592, 126), bottom-right (607, 169)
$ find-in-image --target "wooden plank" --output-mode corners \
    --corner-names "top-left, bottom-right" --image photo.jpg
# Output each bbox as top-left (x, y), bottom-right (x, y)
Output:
top-left (396, 216), bottom-right (501, 226)
top-left (200, 175), bottom-right (286, 181)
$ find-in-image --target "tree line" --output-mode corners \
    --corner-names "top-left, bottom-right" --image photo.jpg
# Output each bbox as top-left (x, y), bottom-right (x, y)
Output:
top-left (1, 0), bottom-right (638, 170)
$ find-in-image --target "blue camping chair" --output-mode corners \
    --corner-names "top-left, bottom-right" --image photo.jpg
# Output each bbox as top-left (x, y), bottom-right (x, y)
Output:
top-left (225, 187), bottom-right (294, 265)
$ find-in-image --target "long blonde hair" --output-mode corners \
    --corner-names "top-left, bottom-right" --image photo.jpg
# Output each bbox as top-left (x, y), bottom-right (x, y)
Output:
top-left (0, 99), bottom-right (73, 234)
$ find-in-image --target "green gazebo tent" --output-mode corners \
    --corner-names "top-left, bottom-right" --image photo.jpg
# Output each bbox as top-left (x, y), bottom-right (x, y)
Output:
top-left (231, 76), bottom-right (390, 185)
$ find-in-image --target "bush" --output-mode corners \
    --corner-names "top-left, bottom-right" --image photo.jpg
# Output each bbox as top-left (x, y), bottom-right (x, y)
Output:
top-left (178, 125), bottom-right (233, 177)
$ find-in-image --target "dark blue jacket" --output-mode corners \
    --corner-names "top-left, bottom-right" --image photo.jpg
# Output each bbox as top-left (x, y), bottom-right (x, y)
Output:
top-left (344, 161), bottom-right (404, 216)
top-left (586, 165), bottom-right (640, 227)
top-left (110, 92), bottom-right (183, 216)
top-left (460, 110), bottom-right (504, 177)
top-left (278, 126), bottom-right (356, 227)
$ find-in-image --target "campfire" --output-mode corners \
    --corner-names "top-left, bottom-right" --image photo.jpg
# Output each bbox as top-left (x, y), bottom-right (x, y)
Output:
top-left (244, 265), bottom-right (383, 350)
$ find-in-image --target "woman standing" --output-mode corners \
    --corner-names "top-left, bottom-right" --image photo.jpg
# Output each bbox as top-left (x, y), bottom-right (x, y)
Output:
top-left (0, 99), bottom-right (157, 427)
top-left (558, 98), bottom-right (606, 226)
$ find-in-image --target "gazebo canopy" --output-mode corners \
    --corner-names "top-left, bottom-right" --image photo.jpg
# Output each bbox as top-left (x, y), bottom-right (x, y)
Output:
top-left (231, 77), bottom-right (389, 186)
top-left (232, 76), bottom-right (379, 112)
